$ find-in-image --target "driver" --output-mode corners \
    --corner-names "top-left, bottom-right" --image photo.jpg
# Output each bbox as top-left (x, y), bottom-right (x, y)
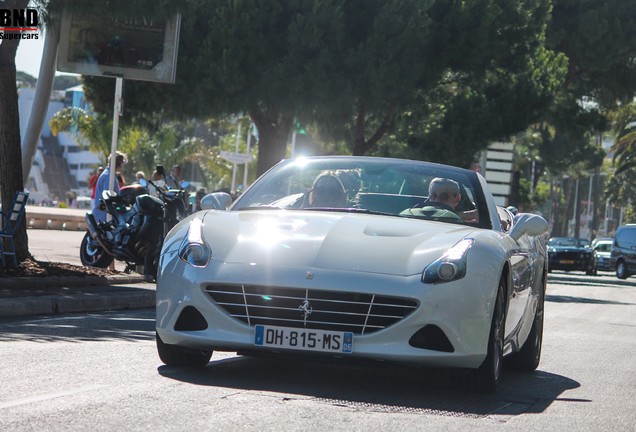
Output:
top-left (400, 177), bottom-right (462, 220)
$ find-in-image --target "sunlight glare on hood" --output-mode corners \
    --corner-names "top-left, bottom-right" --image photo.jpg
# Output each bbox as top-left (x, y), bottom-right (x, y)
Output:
top-left (239, 217), bottom-right (308, 249)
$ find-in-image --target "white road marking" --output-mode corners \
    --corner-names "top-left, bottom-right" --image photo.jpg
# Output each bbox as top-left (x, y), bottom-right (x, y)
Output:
top-left (0, 385), bottom-right (106, 409)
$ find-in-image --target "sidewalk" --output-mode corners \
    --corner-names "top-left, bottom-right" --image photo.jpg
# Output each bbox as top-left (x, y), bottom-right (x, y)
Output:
top-left (0, 208), bottom-right (156, 318)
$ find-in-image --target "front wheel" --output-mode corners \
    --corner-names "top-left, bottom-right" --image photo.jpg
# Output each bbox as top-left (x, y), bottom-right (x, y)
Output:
top-left (80, 232), bottom-right (114, 268)
top-left (473, 276), bottom-right (506, 393)
top-left (616, 260), bottom-right (629, 280)
top-left (506, 275), bottom-right (545, 371)
top-left (156, 333), bottom-right (212, 367)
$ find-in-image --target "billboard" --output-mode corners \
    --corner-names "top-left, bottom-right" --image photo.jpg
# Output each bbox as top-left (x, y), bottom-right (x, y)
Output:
top-left (57, 11), bottom-right (180, 83)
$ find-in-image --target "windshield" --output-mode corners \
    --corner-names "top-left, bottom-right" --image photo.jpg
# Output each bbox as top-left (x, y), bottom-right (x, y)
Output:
top-left (232, 157), bottom-right (491, 228)
top-left (594, 242), bottom-right (612, 253)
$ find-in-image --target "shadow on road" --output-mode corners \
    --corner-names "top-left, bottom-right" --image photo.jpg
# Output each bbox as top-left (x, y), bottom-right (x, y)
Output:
top-left (548, 272), bottom-right (635, 288)
top-left (546, 294), bottom-right (635, 306)
top-left (158, 355), bottom-right (579, 418)
top-left (0, 310), bottom-right (155, 343)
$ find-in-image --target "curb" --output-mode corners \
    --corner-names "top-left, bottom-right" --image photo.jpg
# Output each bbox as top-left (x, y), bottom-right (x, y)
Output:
top-left (0, 274), bottom-right (154, 318)
top-left (0, 273), bottom-right (147, 289)
top-left (0, 288), bottom-right (156, 318)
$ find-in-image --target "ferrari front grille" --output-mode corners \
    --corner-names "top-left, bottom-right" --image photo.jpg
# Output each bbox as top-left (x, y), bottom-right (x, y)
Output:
top-left (204, 284), bottom-right (418, 335)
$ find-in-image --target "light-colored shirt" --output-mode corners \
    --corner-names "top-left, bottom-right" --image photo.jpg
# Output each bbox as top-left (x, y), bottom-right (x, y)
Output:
top-left (91, 167), bottom-right (120, 222)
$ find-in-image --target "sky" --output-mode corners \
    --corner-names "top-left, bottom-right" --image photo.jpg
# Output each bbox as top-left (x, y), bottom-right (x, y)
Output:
top-left (15, 32), bottom-right (77, 78)
top-left (16, 33), bottom-right (45, 77)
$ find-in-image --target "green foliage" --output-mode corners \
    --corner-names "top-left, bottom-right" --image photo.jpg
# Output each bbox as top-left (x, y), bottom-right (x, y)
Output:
top-left (537, 0), bottom-right (636, 186)
top-left (609, 103), bottom-right (636, 175)
top-left (81, 0), bottom-right (566, 175)
top-left (547, 0), bottom-right (636, 106)
top-left (52, 75), bottom-right (81, 91)
top-left (16, 71), bottom-right (36, 87)
top-left (605, 102), bottom-right (636, 210)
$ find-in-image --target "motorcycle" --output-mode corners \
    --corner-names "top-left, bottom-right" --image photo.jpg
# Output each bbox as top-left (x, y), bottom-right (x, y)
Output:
top-left (79, 167), bottom-right (190, 279)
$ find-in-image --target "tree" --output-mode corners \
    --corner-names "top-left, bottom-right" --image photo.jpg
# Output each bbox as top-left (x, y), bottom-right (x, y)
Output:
top-left (538, 0), bottom-right (636, 173)
top-left (610, 105), bottom-right (636, 176)
top-left (0, 0), bottom-right (31, 262)
top-left (606, 103), bottom-right (636, 216)
top-left (83, 0), bottom-right (564, 177)
top-left (0, 0), bottom-right (175, 263)
top-left (524, 0), bottom-right (636, 231)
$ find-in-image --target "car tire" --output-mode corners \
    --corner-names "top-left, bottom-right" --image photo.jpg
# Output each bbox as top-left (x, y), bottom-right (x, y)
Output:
top-left (616, 260), bottom-right (629, 280)
top-left (156, 332), bottom-right (212, 367)
top-left (474, 276), bottom-right (506, 393)
top-left (79, 231), bottom-right (114, 268)
top-left (506, 274), bottom-right (545, 371)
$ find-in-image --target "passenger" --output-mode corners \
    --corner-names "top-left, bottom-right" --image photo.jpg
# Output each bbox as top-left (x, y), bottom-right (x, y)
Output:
top-left (400, 177), bottom-right (462, 220)
top-left (308, 172), bottom-right (348, 208)
top-left (336, 169), bottom-right (361, 202)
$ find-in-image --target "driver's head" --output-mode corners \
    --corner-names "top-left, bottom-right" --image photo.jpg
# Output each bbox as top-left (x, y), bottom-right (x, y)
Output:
top-left (310, 173), bottom-right (347, 208)
top-left (428, 177), bottom-right (461, 209)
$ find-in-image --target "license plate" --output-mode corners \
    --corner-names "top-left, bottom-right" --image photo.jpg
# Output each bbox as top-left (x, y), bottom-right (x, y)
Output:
top-left (560, 260), bottom-right (575, 264)
top-left (254, 325), bottom-right (353, 354)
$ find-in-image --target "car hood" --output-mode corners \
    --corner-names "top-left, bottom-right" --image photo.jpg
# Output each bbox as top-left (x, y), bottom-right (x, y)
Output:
top-left (200, 210), bottom-right (477, 276)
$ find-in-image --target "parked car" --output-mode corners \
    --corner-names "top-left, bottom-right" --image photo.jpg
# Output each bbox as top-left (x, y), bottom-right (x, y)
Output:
top-left (610, 224), bottom-right (636, 279)
top-left (547, 237), bottom-right (594, 274)
top-left (155, 156), bottom-right (549, 392)
top-left (591, 237), bottom-right (612, 249)
top-left (591, 239), bottom-right (613, 274)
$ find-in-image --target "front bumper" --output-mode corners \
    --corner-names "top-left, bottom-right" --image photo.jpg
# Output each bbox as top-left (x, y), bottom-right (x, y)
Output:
top-left (156, 255), bottom-right (499, 370)
top-left (548, 255), bottom-right (591, 271)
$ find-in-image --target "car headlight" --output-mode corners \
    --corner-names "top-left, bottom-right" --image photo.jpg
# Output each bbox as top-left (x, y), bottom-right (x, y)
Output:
top-left (422, 238), bottom-right (474, 284)
top-left (178, 218), bottom-right (211, 267)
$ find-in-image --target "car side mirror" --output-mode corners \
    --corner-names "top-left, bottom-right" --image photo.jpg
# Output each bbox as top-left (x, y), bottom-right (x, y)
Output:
top-left (509, 213), bottom-right (548, 241)
top-left (200, 192), bottom-right (233, 210)
top-left (138, 178), bottom-right (148, 188)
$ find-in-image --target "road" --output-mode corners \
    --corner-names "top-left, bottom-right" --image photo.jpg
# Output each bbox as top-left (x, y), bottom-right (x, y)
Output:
top-left (27, 228), bottom-right (128, 271)
top-left (1, 269), bottom-right (635, 431)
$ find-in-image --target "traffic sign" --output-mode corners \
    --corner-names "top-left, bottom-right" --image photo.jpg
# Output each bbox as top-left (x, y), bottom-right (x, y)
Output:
top-left (220, 151), bottom-right (253, 164)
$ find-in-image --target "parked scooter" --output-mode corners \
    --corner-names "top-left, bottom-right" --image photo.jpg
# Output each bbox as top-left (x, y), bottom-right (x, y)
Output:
top-left (79, 166), bottom-right (190, 279)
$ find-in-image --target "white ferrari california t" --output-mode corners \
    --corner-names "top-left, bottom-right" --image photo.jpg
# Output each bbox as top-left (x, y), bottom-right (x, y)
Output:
top-left (156, 156), bottom-right (548, 392)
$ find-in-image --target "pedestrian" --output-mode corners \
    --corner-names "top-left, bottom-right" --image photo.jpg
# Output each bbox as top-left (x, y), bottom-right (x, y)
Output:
top-left (135, 171), bottom-right (146, 184)
top-left (166, 164), bottom-right (182, 189)
top-left (148, 170), bottom-right (165, 197)
top-left (116, 172), bottom-right (126, 188)
top-left (194, 188), bottom-right (207, 212)
top-left (92, 151), bottom-right (127, 223)
top-left (89, 166), bottom-right (103, 208)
